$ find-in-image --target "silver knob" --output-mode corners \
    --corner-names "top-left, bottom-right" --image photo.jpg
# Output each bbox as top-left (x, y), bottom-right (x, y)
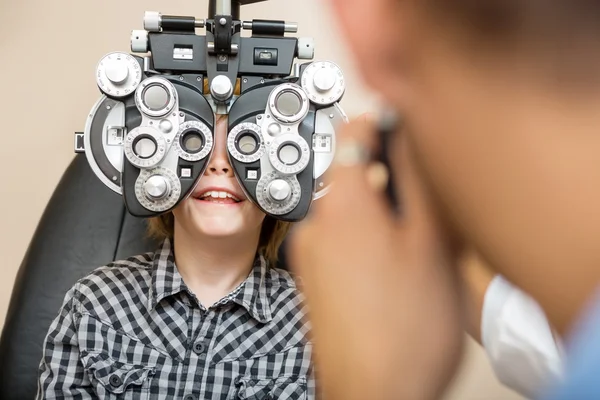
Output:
top-left (131, 30), bottom-right (149, 53)
top-left (210, 75), bottom-right (233, 102)
top-left (144, 175), bottom-right (170, 200)
top-left (104, 59), bottom-right (129, 85)
top-left (268, 179), bottom-right (291, 202)
top-left (267, 123), bottom-right (281, 136)
top-left (297, 37), bottom-right (315, 60)
top-left (158, 119), bottom-right (173, 133)
top-left (313, 68), bottom-right (336, 92)
top-left (144, 11), bottom-right (162, 32)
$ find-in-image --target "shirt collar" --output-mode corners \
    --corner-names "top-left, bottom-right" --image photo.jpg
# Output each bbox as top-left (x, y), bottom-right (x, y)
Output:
top-left (148, 239), bottom-right (273, 324)
top-left (216, 254), bottom-right (273, 324)
top-left (148, 239), bottom-right (187, 311)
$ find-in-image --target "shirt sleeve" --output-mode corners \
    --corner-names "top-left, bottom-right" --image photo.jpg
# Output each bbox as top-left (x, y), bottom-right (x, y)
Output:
top-left (481, 275), bottom-right (564, 399)
top-left (538, 288), bottom-right (600, 400)
top-left (36, 285), bottom-right (94, 399)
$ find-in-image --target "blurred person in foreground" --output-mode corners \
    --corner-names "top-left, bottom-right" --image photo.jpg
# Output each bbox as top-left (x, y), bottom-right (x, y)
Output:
top-left (289, 1), bottom-right (600, 399)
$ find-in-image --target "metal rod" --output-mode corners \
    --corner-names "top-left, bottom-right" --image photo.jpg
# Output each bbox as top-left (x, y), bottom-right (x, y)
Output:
top-left (216, 0), bottom-right (232, 16)
top-left (209, 0), bottom-right (240, 19)
top-left (285, 22), bottom-right (298, 33)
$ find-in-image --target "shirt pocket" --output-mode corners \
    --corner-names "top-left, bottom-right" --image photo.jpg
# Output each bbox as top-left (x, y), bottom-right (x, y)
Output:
top-left (82, 352), bottom-right (156, 400)
top-left (236, 376), bottom-right (307, 400)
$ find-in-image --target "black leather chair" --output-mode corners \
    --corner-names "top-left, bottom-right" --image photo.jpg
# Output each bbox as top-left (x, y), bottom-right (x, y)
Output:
top-left (0, 155), bottom-right (160, 399)
top-left (0, 154), bottom-right (291, 399)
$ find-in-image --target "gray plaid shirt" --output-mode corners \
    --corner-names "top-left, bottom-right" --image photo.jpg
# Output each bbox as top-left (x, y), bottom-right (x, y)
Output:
top-left (37, 239), bottom-right (314, 399)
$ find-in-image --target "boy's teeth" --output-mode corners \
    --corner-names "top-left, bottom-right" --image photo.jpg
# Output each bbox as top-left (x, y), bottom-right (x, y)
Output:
top-left (201, 191), bottom-right (240, 201)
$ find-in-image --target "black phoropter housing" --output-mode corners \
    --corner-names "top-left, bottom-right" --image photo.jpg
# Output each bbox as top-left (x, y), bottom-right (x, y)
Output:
top-left (137, 0), bottom-right (311, 97)
top-left (76, 0), bottom-right (335, 221)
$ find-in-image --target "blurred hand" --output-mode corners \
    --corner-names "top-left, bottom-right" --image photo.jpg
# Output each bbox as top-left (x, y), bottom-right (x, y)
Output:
top-left (289, 115), bottom-right (466, 400)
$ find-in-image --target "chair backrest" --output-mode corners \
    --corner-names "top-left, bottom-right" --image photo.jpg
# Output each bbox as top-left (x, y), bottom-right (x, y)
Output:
top-left (0, 154), bottom-right (160, 399)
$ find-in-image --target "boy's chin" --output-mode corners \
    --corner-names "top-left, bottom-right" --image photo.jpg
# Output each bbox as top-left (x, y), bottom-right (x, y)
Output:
top-left (193, 219), bottom-right (246, 239)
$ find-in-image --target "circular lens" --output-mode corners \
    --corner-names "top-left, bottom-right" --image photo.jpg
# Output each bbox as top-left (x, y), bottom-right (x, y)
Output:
top-left (268, 134), bottom-right (310, 175)
top-left (228, 122), bottom-right (265, 164)
top-left (275, 91), bottom-right (302, 116)
top-left (143, 84), bottom-right (170, 111)
top-left (278, 143), bottom-right (300, 165)
top-left (238, 134), bottom-right (258, 154)
top-left (236, 131), bottom-right (260, 155)
top-left (181, 130), bottom-right (204, 154)
top-left (133, 136), bottom-right (157, 159)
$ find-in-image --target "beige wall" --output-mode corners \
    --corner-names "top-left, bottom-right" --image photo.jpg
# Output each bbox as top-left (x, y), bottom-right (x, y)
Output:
top-left (0, 0), bottom-right (522, 399)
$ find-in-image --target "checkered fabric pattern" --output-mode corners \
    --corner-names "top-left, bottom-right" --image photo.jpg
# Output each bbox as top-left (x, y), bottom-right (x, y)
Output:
top-left (36, 239), bottom-right (314, 399)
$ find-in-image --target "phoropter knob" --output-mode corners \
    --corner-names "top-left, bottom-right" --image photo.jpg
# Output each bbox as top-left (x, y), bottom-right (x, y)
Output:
top-left (131, 30), bottom-right (149, 53)
top-left (96, 52), bottom-right (142, 98)
top-left (143, 175), bottom-right (170, 200)
top-left (210, 75), bottom-right (234, 102)
top-left (268, 179), bottom-right (292, 202)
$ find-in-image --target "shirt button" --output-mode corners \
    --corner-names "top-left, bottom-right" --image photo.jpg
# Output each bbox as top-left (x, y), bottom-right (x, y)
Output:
top-left (183, 394), bottom-right (196, 400)
top-left (109, 374), bottom-right (123, 388)
top-left (193, 341), bottom-right (206, 354)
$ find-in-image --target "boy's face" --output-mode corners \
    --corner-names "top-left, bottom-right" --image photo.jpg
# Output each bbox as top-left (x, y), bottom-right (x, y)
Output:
top-left (172, 116), bottom-right (266, 241)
